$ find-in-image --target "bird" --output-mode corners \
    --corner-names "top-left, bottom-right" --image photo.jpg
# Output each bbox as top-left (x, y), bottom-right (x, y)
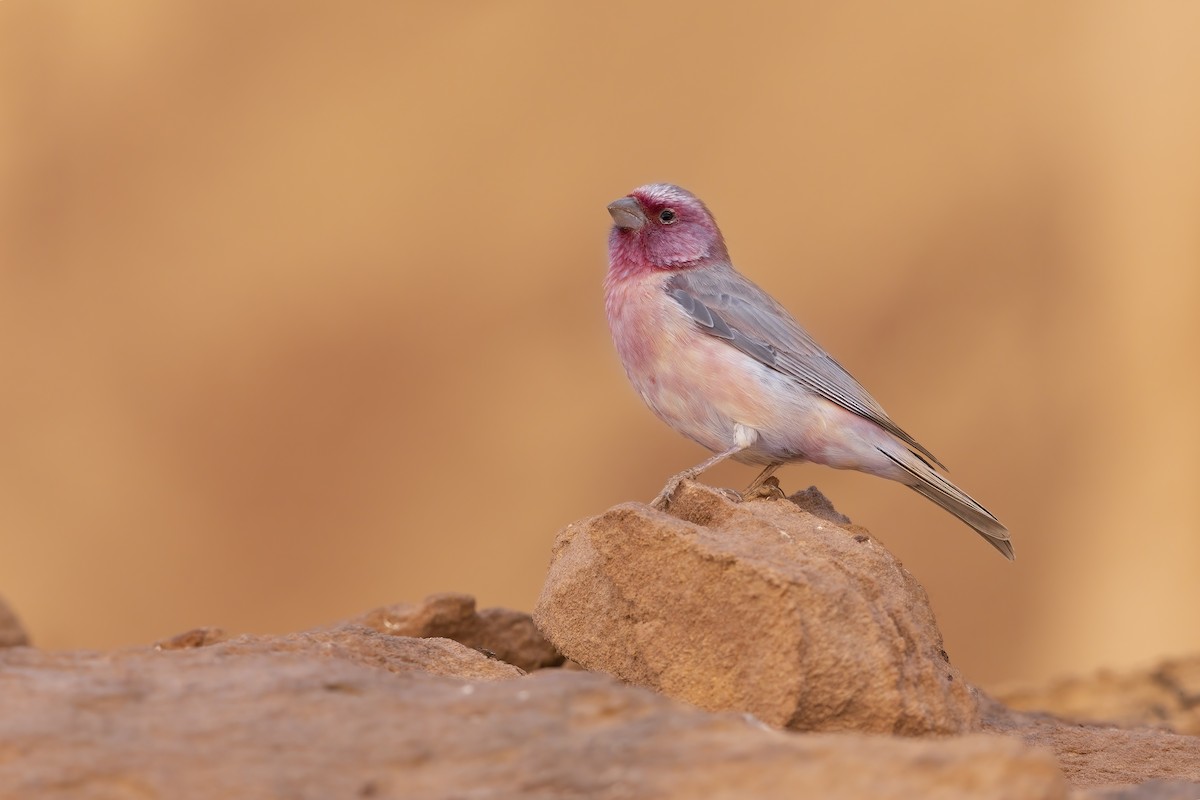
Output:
top-left (603, 183), bottom-right (1013, 560)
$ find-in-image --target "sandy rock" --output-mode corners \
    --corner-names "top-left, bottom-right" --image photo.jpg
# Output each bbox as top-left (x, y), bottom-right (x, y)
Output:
top-left (0, 644), bottom-right (1067, 800)
top-left (73, 622), bottom-right (521, 681)
top-left (154, 626), bottom-right (230, 649)
top-left (349, 592), bottom-right (563, 672)
top-left (534, 482), bottom-right (978, 735)
top-left (996, 656), bottom-right (1200, 736)
top-left (981, 698), bottom-right (1200, 790)
top-left (1081, 781), bottom-right (1200, 799)
top-left (0, 596), bottom-right (28, 648)
top-left (212, 626), bottom-right (525, 681)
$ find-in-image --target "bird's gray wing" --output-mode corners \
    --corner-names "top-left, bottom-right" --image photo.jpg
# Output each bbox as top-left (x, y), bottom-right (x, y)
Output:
top-left (666, 266), bottom-right (944, 468)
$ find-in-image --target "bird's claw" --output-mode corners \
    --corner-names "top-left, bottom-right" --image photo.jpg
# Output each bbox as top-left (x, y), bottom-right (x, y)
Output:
top-left (652, 475), bottom-right (784, 509)
top-left (741, 475), bottom-right (784, 502)
top-left (714, 487), bottom-right (743, 503)
top-left (650, 477), bottom-right (686, 510)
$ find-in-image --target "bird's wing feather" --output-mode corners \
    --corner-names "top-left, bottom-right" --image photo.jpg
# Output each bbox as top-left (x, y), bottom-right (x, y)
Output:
top-left (666, 265), bottom-right (944, 468)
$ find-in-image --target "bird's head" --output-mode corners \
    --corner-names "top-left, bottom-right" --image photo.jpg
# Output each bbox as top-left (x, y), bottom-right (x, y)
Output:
top-left (606, 183), bottom-right (728, 278)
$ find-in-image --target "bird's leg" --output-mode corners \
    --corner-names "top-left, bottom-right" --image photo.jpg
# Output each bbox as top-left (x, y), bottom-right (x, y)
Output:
top-left (650, 424), bottom-right (758, 510)
top-left (741, 463), bottom-right (784, 500)
top-left (650, 445), bottom-right (744, 510)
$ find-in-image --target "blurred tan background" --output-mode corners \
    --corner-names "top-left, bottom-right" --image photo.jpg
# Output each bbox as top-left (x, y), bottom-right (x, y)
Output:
top-left (2, 2), bottom-right (1198, 688)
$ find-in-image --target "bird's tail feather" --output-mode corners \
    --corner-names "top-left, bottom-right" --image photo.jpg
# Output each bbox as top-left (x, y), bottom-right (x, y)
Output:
top-left (879, 448), bottom-right (1014, 560)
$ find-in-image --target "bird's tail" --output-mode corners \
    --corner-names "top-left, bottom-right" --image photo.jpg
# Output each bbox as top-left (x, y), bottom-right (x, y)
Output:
top-left (879, 448), bottom-right (1014, 560)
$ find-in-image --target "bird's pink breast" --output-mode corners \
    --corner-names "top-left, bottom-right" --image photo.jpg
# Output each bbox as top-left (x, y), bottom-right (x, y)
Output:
top-left (604, 271), bottom-right (781, 460)
top-left (604, 271), bottom-right (896, 472)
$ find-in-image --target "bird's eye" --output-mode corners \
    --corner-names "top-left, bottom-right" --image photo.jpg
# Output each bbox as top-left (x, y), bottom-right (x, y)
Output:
top-left (658, 209), bottom-right (677, 224)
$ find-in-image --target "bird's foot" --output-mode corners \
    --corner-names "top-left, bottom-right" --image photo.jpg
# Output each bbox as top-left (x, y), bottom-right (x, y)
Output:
top-left (740, 475), bottom-right (784, 502)
top-left (650, 476), bottom-right (688, 510)
top-left (715, 487), bottom-right (743, 503)
top-left (649, 444), bottom-right (753, 510)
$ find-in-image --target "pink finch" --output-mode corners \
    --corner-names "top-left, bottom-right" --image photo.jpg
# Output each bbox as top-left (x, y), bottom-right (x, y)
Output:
top-left (604, 183), bottom-right (1013, 560)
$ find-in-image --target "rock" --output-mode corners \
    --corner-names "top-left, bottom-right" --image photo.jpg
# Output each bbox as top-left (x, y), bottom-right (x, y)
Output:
top-left (2, 594), bottom-right (1197, 795)
top-left (349, 592), bottom-right (564, 672)
top-left (0, 642), bottom-right (1068, 800)
top-left (534, 482), bottom-right (978, 735)
top-left (1081, 781), bottom-right (1200, 799)
top-left (154, 627), bottom-right (230, 650)
top-left (179, 625), bottom-right (525, 681)
top-left (0, 596), bottom-right (28, 648)
top-left (119, 623), bottom-right (524, 681)
top-left (995, 656), bottom-right (1200, 736)
top-left (981, 697), bottom-right (1200, 789)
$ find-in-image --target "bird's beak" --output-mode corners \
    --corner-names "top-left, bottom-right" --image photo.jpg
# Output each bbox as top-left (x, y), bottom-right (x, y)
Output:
top-left (607, 196), bottom-right (647, 230)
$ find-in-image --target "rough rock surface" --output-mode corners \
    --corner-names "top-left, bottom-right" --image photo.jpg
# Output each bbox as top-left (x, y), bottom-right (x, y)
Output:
top-left (0, 633), bottom-right (1068, 800)
top-left (0, 595), bottom-right (28, 648)
top-left (154, 626), bottom-right (231, 649)
top-left (982, 698), bottom-right (1200, 790)
top-left (996, 656), bottom-right (1200, 736)
top-left (4, 486), bottom-right (1200, 797)
top-left (1083, 781), bottom-right (1200, 799)
top-left (3, 625), bottom-right (521, 685)
top-left (348, 592), bottom-right (563, 672)
top-left (534, 482), bottom-right (978, 735)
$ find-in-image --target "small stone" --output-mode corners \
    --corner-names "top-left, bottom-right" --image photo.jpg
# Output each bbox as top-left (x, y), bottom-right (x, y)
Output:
top-left (348, 593), bottom-right (563, 672)
top-left (0, 596), bottom-right (29, 648)
top-left (154, 627), bottom-right (229, 650)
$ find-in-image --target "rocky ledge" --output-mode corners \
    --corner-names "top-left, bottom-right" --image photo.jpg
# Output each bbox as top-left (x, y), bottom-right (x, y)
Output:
top-left (1, 484), bottom-right (1198, 799)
